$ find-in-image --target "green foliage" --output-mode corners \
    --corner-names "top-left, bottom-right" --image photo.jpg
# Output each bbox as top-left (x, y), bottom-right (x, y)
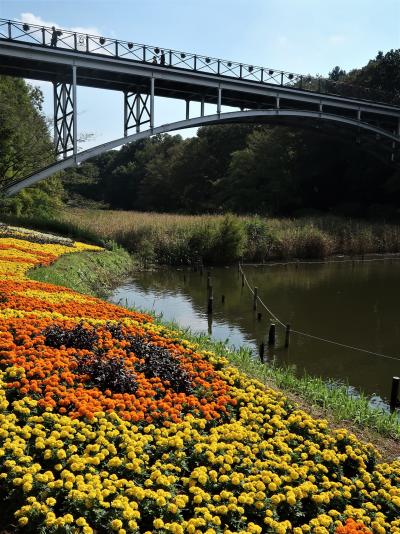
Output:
top-left (205, 214), bottom-right (246, 264)
top-left (0, 76), bottom-right (65, 216)
top-left (328, 66), bottom-right (347, 81)
top-left (1, 177), bottom-right (63, 219)
top-left (0, 76), bottom-right (53, 185)
top-left (244, 217), bottom-right (278, 261)
top-left (346, 49), bottom-right (400, 102)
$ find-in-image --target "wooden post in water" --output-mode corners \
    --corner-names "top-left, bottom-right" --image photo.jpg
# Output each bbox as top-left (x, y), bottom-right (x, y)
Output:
top-left (221, 295), bottom-right (225, 304)
top-left (259, 342), bottom-right (265, 362)
top-left (285, 324), bottom-right (291, 348)
top-left (241, 273), bottom-right (245, 287)
top-left (390, 376), bottom-right (400, 413)
top-left (253, 287), bottom-right (258, 311)
top-left (183, 274), bottom-right (186, 283)
top-left (200, 264), bottom-right (204, 276)
top-left (207, 284), bottom-right (213, 314)
top-left (207, 272), bottom-right (211, 290)
top-left (268, 323), bottom-right (276, 346)
top-left (257, 312), bottom-right (262, 321)
top-left (207, 312), bottom-right (212, 335)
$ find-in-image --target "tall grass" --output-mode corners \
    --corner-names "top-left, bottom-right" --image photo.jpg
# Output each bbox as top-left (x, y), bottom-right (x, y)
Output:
top-left (61, 208), bottom-right (400, 265)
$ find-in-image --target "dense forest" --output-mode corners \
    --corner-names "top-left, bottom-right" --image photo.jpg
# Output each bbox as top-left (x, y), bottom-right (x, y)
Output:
top-left (0, 49), bottom-right (399, 219)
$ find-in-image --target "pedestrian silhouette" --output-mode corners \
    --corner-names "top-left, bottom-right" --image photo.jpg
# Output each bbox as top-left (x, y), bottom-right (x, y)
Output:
top-left (50, 26), bottom-right (62, 47)
top-left (152, 55), bottom-right (158, 64)
top-left (160, 50), bottom-right (166, 65)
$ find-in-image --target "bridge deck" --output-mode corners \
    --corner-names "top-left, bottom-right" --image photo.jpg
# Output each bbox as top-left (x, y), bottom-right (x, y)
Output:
top-left (1, 39), bottom-right (399, 131)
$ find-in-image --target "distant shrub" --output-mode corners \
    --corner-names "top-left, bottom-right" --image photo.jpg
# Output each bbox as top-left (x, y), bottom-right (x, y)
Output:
top-left (212, 214), bottom-right (246, 263)
top-left (244, 217), bottom-right (279, 261)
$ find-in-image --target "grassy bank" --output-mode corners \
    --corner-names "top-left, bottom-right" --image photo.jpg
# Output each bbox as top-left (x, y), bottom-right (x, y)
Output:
top-left (28, 244), bottom-right (400, 454)
top-left (62, 208), bottom-right (400, 265)
top-left (30, 243), bottom-right (134, 297)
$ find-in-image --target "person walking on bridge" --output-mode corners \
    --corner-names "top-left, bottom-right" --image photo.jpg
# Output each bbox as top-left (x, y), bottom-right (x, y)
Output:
top-left (50, 26), bottom-right (61, 47)
top-left (160, 50), bottom-right (166, 65)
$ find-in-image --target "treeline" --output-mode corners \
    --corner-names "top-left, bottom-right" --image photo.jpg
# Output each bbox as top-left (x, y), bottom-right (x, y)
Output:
top-left (63, 49), bottom-right (400, 218)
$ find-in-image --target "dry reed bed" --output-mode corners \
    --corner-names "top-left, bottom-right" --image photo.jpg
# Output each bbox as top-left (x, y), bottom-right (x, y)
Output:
top-left (62, 209), bottom-right (400, 264)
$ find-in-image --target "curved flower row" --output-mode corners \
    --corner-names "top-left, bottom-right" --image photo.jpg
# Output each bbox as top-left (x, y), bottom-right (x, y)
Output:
top-left (0, 230), bottom-right (399, 533)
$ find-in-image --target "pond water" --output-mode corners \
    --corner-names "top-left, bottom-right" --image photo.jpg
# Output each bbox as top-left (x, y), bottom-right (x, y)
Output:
top-left (109, 259), bottom-right (400, 409)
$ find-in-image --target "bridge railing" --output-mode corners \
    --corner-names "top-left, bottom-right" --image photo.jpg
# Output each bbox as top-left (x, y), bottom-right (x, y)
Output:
top-left (0, 18), bottom-right (398, 107)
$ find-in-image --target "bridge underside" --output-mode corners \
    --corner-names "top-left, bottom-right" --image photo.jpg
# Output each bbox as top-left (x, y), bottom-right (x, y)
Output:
top-left (4, 109), bottom-right (400, 196)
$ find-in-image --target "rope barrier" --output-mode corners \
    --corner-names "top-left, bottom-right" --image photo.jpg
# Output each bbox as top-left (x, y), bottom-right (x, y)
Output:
top-left (243, 255), bottom-right (400, 268)
top-left (239, 263), bottom-right (400, 363)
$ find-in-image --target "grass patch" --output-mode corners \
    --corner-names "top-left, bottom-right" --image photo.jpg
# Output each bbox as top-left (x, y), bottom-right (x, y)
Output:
top-left (30, 243), bottom-right (134, 298)
top-left (62, 208), bottom-right (400, 265)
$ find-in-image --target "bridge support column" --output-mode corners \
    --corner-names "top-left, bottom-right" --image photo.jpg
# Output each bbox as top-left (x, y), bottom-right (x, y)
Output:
top-left (53, 78), bottom-right (75, 159)
top-left (150, 77), bottom-right (155, 130)
top-left (72, 66), bottom-right (77, 159)
top-left (124, 81), bottom-right (153, 135)
top-left (217, 87), bottom-right (222, 115)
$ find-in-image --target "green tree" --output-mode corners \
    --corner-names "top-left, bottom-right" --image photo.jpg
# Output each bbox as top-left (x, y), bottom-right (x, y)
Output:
top-left (0, 76), bottom-right (65, 218)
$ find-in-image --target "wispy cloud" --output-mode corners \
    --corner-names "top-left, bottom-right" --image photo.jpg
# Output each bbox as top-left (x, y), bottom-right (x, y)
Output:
top-left (20, 12), bottom-right (100, 36)
top-left (328, 34), bottom-right (347, 45)
top-left (20, 13), bottom-right (58, 28)
top-left (276, 35), bottom-right (289, 47)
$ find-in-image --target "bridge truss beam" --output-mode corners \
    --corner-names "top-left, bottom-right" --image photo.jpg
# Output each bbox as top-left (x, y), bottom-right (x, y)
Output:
top-left (53, 65), bottom-right (77, 159)
top-left (124, 78), bottom-right (154, 135)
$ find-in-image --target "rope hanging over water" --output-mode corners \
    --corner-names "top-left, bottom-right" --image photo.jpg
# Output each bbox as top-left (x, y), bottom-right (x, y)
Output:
top-left (243, 255), bottom-right (400, 268)
top-left (239, 263), bottom-right (400, 363)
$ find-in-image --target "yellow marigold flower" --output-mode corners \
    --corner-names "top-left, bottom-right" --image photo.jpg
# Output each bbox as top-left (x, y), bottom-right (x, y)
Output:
top-left (111, 519), bottom-right (123, 530)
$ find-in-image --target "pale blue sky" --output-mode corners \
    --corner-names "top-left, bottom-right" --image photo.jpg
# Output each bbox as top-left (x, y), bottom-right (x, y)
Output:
top-left (1, 0), bottom-right (399, 148)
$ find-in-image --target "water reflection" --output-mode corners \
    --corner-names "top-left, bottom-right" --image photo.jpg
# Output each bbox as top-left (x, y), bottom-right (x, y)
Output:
top-left (109, 261), bottom-right (400, 408)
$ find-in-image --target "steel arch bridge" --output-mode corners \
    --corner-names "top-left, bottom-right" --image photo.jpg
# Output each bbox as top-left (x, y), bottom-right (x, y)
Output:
top-left (1, 18), bottom-right (400, 196)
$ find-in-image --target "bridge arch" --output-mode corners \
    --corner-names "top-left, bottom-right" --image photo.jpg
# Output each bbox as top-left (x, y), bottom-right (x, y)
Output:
top-left (4, 109), bottom-right (400, 196)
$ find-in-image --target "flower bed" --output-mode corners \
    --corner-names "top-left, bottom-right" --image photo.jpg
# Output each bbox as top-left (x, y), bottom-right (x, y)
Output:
top-left (0, 229), bottom-right (399, 533)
